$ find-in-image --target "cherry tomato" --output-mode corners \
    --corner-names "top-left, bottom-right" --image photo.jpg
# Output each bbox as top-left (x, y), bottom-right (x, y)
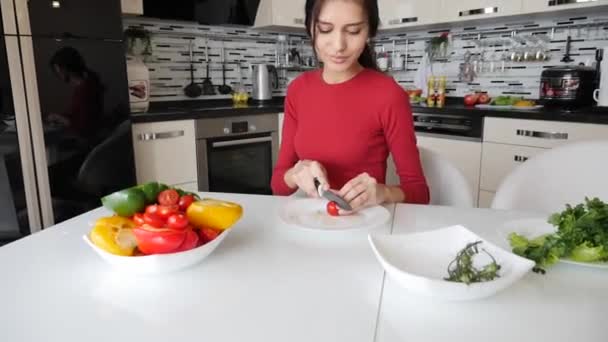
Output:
top-left (199, 227), bottom-right (221, 243)
top-left (174, 229), bottom-right (199, 253)
top-left (167, 213), bottom-right (189, 231)
top-left (326, 201), bottom-right (340, 216)
top-left (132, 224), bottom-right (187, 255)
top-left (158, 189), bottom-right (180, 206)
top-left (145, 204), bottom-right (159, 216)
top-left (143, 212), bottom-right (166, 228)
top-left (132, 213), bottom-right (145, 226)
top-left (157, 204), bottom-right (179, 219)
top-left (178, 195), bottom-right (195, 211)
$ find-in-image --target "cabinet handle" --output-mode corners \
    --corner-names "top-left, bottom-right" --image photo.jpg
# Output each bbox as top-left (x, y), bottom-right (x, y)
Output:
top-left (138, 130), bottom-right (185, 141)
top-left (211, 136), bottom-right (273, 148)
top-left (388, 17), bottom-right (418, 25)
top-left (516, 129), bottom-right (568, 140)
top-left (548, 0), bottom-right (597, 7)
top-left (294, 18), bottom-right (304, 25)
top-left (514, 155), bottom-right (529, 163)
top-left (459, 7), bottom-right (498, 17)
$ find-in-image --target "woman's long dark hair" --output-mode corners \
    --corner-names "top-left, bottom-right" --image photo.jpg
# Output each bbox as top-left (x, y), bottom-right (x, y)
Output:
top-left (305, 0), bottom-right (379, 70)
top-left (49, 46), bottom-right (104, 91)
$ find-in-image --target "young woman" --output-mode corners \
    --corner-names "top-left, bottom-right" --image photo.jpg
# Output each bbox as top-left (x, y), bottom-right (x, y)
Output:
top-left (271, 0), bottom-right (429, 211)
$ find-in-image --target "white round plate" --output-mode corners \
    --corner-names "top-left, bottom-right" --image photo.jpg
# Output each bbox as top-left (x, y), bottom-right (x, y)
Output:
top-left (279, 198), bottom-right (391, 232)
top-left (497, 218), bottom-right (608, 269)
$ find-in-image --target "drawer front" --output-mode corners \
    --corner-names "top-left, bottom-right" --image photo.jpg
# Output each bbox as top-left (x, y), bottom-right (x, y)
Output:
top-left (478, 190), bottom-right (495, 208)
top-left (132, 120), bottom-right (197, 186)
top-left (484, 117), bottom-right (608, 148)
top-left (480, 142), bottom-right (547, 192)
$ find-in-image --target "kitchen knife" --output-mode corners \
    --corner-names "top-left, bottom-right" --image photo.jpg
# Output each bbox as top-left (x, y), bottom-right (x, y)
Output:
top-left (313, 178), bottom-right (353, 211)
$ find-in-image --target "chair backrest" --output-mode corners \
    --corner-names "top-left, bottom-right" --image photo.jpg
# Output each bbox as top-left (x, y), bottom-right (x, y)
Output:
top-left (417, 147), bottom-right (475, 208)
top-left (77, 120), bottom-right (136, 196)
top-left (492, 140), bottom-right (608, 214)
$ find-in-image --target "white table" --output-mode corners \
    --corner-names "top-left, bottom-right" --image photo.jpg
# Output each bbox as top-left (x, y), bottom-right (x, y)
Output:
top-left (0, 193), bottom-right (393, 342)
top-left (375, 204), bottom-right (608, 342)
top-left (0, 194), bottom-right (606, 342)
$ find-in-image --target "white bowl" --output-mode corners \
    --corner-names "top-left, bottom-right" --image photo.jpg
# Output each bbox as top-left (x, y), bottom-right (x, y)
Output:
top-left (83, 229), bottom-right (231, 275)
top-left (369, 225), bottom-right (535, 301)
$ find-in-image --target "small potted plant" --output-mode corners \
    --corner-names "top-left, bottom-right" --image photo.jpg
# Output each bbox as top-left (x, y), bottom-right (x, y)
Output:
top-left (428, 32), bottom-right (450, 61)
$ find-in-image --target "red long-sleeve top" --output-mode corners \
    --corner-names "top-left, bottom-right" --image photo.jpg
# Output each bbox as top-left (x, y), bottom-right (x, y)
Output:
top-left (271, 68), bottom-right (430, 204)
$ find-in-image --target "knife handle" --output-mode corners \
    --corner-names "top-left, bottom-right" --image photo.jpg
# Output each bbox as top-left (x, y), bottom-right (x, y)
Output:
top-left (313, 177), bottom-right (321, 190)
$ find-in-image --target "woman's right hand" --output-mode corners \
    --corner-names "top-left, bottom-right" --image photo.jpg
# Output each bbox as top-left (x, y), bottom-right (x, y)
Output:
top-left (284, 160), bottom-right (329, 198)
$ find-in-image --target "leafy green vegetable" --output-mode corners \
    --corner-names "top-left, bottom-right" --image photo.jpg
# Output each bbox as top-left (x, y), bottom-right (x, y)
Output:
top-left (509, 197), bottom-right (608, 273)
top-left (445, 241), bottom-right (501, 285)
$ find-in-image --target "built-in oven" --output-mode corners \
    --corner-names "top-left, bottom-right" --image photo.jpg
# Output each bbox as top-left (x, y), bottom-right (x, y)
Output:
top-left (413, 112), bottom-right (483, 140)
top-left (196, 114), bottom-right (279, 195)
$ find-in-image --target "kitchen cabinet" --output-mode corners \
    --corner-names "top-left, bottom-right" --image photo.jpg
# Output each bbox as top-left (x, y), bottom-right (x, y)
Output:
top-left (479, 117), bottom-right (608, 208)
top-left (131, 120), bottom-right (198, 188)
top-left (386, 134), bottom-right (482, 206)
top-left (440, 0), bottom-right (523, 23)
top-left (121, 0), bottom-right (143, 15)
top-left (523, 0), bottom-right (608, 14)
top-left (254, 0), bottom-right (306, 31)
top-left (378, 0), bottom-right (442, 29)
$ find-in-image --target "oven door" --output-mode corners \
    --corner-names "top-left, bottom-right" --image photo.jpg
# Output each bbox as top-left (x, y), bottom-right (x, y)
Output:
top-left (197, 132), bottom-right (278, 195)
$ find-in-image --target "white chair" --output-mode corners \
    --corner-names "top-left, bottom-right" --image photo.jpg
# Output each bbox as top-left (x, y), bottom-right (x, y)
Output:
top-left (492, 140), bottom-right (608, 214)
top-left (388, 147), bottom-right (474, 207)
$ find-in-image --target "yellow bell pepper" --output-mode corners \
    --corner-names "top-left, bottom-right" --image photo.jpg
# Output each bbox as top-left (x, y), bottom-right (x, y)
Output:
top-left (186, 199), bottom-right (243, 231)
top-left (89, 216), bottom-right (137, 256)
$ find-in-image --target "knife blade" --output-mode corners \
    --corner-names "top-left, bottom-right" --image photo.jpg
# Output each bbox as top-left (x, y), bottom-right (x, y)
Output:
top-left (313, 178), bottom-right (353, 211)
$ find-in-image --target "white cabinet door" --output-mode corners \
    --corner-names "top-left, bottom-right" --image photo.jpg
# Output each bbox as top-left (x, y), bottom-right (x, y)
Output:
top-left (121, 0), bottom-right (143, 15)
top-left (386, 134), bottom-right (482, 206)
top-left (478, 190), bottom-right (495, 208)
top-left (379, 0), bottom-right (442, 29)
top-left (523, 0), bottom-right (608, 14)
top-left (255, 0), bottom-right (306, 30)
top-left (131, 120), bottom-right (198, 187)
top-left (441, 0), bottom-right (522, 22)
top-left (480, 142), bottom-right (546, 192)
top-left (484, 117), bottom-right (608, 149)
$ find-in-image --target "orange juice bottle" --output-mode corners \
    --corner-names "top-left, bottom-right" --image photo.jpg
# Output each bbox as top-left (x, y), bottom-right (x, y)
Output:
top-left (436, 76), bottom-right (447, 108)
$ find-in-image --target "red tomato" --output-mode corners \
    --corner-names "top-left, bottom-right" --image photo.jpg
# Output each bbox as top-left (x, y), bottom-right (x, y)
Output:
top-left (158, 189), bottom-right (180, 206)
top-left (145, 204), bottom-right (159, 216)
top-left (463, 94), bottom-right (478, 107)
top-left (199, 227), bottom-right (221, 243)
top-left (178, 195), bottom-right (195, 211)
top-left (174, 229), bottom-right (199, 253)
top-left (326, 201), bottom-right (340, 216)
top-left (477, 93), bottom-right (491, 104)
top-left (143, 212), bottom-right (166, 228)
top-left (157, 205), bottom-right (179, 219)
top-left (132, 213), bottom-right (145, 226)
top-left (133, 224), bottom-right (187, 255)
top-left (167, 213), bottom-right (189, 231)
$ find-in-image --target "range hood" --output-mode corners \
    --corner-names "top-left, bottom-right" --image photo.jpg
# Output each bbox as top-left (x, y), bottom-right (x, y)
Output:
top-left (143, 0), bottom-right (260, 26)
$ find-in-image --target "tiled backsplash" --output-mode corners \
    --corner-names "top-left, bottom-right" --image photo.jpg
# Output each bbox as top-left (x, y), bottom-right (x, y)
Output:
top-left (125, 10), bottom-right (608, 102)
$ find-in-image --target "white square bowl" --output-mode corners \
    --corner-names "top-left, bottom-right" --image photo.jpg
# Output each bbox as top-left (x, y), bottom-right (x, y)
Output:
top-left (369, 225), bottom-right (535, 301)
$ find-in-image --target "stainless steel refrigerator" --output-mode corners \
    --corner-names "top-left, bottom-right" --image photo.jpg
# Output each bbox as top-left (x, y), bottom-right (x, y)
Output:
top-left (1, 0), bottom-right (135, 241)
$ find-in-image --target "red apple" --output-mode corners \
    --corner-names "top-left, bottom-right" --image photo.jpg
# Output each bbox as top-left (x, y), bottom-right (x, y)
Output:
top-left (464, 94), bottom-right (478, 106)
top-left (477, 93), bottom-right (491, 104)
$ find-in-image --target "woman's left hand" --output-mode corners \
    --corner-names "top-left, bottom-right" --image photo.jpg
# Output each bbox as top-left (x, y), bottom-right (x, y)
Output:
top-left (338, 172), bottom-right (386, 212)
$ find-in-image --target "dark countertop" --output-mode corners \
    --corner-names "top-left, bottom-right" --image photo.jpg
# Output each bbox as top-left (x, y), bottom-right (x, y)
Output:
top-left (130, 98), bottom-right (285, 123)
top-left (411, 103), bottom-right (608, 125)
top-left (131, 97), bottom-right (608, 125)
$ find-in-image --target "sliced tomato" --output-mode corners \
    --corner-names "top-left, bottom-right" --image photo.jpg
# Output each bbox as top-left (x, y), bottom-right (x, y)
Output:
top-left (158, 189), bottom-right (180, 206)
top-left (178, 195), bottom-right (195, 211)
top-left (132, 213), bottom-right (145, 226)
top-left (174, 229), bottom-right (199, 253)
top-left (157, 204), bottom-right (179, 219)
top-left (167, 213), bottom-right (189, 231)
top-left (132, 224), bottom-right (187, 255)
top-left (143, 212), bottom-right (166, 228)
top-left (326, 201), bottom-right (340, 216)
top-left (199, 227), bottom-right (221, 244)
